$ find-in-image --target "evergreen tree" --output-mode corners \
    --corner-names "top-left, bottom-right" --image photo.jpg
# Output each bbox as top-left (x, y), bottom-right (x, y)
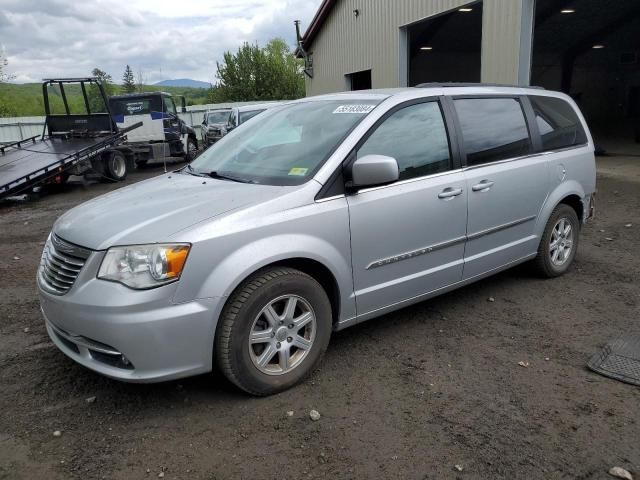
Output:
top-left (122, 65), bottom-right (135, 94)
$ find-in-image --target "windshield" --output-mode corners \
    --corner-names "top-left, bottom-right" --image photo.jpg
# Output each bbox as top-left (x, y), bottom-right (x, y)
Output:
top-left (189, 99), bottom-right (381, 185)
top-left (207, 111), bottom-right (231, 124)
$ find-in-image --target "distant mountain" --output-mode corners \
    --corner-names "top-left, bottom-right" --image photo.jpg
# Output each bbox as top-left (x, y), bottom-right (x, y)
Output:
top-left (154, 78), bottom-right (211, 89)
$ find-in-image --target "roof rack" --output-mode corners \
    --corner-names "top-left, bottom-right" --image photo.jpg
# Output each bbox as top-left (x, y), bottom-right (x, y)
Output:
top-left (416, 82), bottom-right (545, 90)
top-left (42, 77), bottom-right (99, 82)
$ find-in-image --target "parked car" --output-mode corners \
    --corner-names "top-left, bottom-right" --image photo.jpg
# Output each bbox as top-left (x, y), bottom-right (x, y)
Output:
top-left (200, 108), bottom-right (232, 147)
top-left (109, 92), bottom-right (198, 166)
top-left (38, 85), bottom-right (596, 395)
top-left (226, 103), bottom-right (280, 132)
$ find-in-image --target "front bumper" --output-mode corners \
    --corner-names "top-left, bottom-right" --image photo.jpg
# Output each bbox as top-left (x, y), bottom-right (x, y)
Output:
top-left (38, 257), bottom-right (221, 382)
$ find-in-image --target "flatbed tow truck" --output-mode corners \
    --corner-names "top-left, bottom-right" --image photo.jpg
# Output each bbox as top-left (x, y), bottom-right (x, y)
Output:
top-left (0, 77), bottom-right (142, 200)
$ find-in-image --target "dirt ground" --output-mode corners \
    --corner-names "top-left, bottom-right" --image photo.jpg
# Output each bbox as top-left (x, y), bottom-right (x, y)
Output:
top-left (1, 156), bottom-right (639, 480)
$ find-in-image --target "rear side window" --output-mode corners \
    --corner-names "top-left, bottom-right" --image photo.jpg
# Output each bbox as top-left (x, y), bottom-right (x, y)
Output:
top-left (529, 96), bottom-right (587, 150)
top-left (358, 101), bottom-right (451, 181)
top-left (454, 98), bottom-right (531, 166)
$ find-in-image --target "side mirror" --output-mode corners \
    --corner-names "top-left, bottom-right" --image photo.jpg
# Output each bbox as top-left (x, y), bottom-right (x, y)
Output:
top-left (350, 154), bottom-right (399, 189)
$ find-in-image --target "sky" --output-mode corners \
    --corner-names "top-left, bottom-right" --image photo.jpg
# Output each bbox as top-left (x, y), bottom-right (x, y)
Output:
top-left (0, 0), bottom-right (323, 84)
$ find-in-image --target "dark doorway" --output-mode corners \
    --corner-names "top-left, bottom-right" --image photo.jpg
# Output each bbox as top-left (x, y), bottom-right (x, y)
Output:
top-left (532, 0), bottom-right (640, 152)
top-left (346, 70), bottom-right (372, 91)
top-left (407, 2), bottom-right (482, 86)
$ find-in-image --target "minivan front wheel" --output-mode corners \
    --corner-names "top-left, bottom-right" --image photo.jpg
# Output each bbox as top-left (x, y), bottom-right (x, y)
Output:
top-left (215, 267), bottom-right (332, 395)
top-left (534, 204), bottom-right (580, 277)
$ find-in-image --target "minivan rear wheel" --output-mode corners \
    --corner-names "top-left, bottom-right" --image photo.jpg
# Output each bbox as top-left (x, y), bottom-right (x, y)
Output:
top-left (533, 204), bottom-right (580, 277)
top-left (215, 267), bottom-right (332, 396)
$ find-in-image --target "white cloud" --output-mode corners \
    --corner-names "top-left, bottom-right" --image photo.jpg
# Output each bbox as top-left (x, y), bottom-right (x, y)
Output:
top-left (0, 0), bottom-right (322, 83)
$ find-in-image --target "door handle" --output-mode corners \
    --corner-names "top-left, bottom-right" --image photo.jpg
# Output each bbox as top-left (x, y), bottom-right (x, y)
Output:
top-left (472, 180), bottom-right (494, 192)
top-left (438, 187), bottom-right (463, 199)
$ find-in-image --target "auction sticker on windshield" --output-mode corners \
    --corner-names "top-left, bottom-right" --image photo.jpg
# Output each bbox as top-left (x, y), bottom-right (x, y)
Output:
top-left (333, 105), bottom-right (376, 114)
top-left (288, 167), bottom-right (309, 176)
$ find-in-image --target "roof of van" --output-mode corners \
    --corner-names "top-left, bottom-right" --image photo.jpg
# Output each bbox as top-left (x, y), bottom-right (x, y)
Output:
top-left (298, 84), bottom-right (562, 103)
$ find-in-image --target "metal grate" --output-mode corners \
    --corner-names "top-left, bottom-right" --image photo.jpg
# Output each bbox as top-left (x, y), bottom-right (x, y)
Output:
top-left (38, 234), bottom-right (91, 295)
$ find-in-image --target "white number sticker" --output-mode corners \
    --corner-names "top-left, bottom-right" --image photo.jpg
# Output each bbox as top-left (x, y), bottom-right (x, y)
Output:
top-left (333, 104), bottom-right (375, 114)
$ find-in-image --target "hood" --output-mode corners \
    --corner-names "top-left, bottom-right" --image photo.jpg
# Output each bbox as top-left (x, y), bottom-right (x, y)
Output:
top-left (54, 173), bottom-right (288, 250)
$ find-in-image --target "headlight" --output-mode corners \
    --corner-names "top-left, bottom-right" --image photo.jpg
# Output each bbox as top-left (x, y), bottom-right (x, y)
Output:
top-left (97, 244), bottom-right (190, 289)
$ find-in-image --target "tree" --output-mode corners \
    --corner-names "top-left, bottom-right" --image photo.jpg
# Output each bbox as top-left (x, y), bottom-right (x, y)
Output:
top-left (0, 51), bottom-right (14, 83)
top-left (88, 67), bottom-right (114, 112)
top-left (121, 64), bottom-right (135, 93)
top-left (135, 67), bottom-right (146, 93)
top-left (0, 50), bottom-right (16, 117)
top-left (212, 38), bottom-right (305, 102)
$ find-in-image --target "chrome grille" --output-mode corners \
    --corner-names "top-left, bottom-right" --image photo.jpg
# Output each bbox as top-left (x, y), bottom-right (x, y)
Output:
top-left (39, 234), bottom-right (91, 295)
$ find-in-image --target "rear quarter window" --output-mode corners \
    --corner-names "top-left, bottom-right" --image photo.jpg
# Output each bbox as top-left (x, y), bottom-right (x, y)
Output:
top-left (529, 96), bottom-right (588, 150)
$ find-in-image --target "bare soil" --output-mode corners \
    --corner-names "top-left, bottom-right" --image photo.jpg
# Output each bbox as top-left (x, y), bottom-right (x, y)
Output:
top-left (1, 158), bottom-right (639, 479)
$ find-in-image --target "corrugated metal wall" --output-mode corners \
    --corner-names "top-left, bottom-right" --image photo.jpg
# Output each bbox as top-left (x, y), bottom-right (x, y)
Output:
top-left (305, 0), bottom-right (528, 95)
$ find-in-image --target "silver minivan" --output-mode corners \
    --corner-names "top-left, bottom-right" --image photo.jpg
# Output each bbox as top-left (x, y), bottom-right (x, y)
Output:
top-left (38, 85), bottom-right (596, 395)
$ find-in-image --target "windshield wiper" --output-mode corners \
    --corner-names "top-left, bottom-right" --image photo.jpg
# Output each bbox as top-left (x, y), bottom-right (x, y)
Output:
top-left (207, 171), bottom-right (255, 184)
top-left (182, 164), bottom-right (205, 177)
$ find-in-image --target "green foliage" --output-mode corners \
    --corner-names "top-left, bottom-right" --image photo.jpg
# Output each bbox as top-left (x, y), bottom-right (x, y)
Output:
top-left (213, 38), bottom-right (305, 102)
top-left (88, 67), bottom-right (114, 113)
top-left (121, 65), bottom-right (136, 94)
top-left (0, 52), bottom-right (16, 116)
top-left (0, 82), bottom-right (212, 117)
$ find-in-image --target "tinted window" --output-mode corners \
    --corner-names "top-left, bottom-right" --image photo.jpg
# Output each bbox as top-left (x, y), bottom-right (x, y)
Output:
top-left (109, 96), bottom-right (162, 116)
top-left (239, 109), bottom-right (265, 124)
top-left (530, 96), bottom-right (587, 150)
top-left (358, 101), bottom-right (451, 180)
top-left (454, 98), bottom-right (531, 165)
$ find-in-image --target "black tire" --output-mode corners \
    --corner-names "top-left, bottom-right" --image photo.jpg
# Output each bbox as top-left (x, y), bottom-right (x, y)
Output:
top-left (215, 267), bottom-right (332, 396)
top-left (103, 150), bottom-right (127, 182)
top-left (533, 204), bottom-right (580, 278)
top-left (184, 137), bottom-right (198, 162)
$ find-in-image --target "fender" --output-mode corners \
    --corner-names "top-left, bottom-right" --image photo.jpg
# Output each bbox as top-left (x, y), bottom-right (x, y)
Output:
top-left (193, 233), bottom-right (356, 323)
top-left (534, 179), bottom-right (586, 239)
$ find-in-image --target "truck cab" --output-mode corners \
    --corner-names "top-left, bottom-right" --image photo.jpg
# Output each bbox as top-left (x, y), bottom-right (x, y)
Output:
top-left (109, 92), bottom-right (198, 166)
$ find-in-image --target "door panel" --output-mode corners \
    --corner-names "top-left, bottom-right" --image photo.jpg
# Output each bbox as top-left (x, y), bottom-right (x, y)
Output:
top-left (348, 173), bottom-right (467, 315)
top-left (463, 156), bottom-right (549, 278)
top-left (451, 96), bottom-right (550, 279)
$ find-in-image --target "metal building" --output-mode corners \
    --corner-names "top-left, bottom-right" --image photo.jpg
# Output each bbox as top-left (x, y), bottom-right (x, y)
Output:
top-left (297, 0), bottom-right (535, 95)
top-left (296, 0), bottom-right (640, 150)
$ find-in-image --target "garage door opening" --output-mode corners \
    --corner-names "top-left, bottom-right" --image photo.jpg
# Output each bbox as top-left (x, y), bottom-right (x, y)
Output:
top-left (532, 0), bottom-right (640, 153)
top-left (407, 2), bottom-right (482, 86)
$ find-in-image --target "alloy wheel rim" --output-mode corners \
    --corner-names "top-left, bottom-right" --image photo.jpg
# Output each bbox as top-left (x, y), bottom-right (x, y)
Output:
top-left (248, 294), bottom-right (316, 376)
top-left (549, 217), bottom-right (574, 266)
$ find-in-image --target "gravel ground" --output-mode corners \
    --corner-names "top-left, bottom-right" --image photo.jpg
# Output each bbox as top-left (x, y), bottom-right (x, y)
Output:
top-left (1, 157), bottom-right (639, 480)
